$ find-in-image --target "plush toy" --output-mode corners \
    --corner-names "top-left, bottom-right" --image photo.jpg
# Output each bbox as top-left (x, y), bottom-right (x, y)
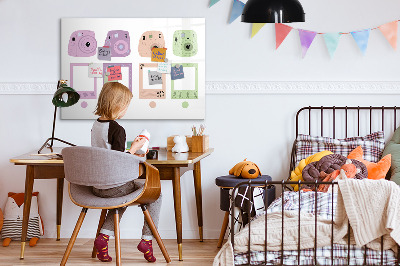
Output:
top-left (348, 146), bottom-right (391, 180)
top-left (289, 150), bottom-right (333, 191)
top-left (1, 192), bottom-right (44, 247)
top-left (229, 159), bottom-right (261, 179)
top-left (172, 135), bottom-right (189, 153)
top-left (317, 160), bottom-right (360, 193)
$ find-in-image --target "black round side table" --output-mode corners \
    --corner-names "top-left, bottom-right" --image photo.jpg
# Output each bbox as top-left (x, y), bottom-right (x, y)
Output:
top-left (215, 175), bottom-right (275, 248)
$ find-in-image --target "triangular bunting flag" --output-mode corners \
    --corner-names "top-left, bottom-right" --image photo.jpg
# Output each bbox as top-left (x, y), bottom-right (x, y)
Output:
top-left (351, 29), bottom-right (370, 55)
top-left (251, 23), bottom-right (266, 38)
top-left (275, 23), bottom-right (293, 49)
top-left (378, 21), bottom-right (398, 50)
top-left (209, 0), bottom-right (220, 7)
top-left (298, 29), bottom-right (317, 58)
top-left (323, 33), bottom-right (341, 58)
top-left (229, 0), bottom-right (245, 24)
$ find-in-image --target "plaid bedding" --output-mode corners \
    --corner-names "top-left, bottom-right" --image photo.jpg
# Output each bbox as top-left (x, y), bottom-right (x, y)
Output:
top-left (294, 131), bottom-right (385, 166)
top-left (234, 191), bottom-right (397, 265)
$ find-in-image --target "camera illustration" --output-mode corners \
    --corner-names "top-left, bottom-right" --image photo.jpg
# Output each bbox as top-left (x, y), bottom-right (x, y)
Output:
top-left (68, 30), bottom-right (97, 57)
top-left (138, 31), bottom-right (166, 57)
top-left (173, 30), bottom-right (198, 57)
top-left (104, 30), bottom-right (131, 57)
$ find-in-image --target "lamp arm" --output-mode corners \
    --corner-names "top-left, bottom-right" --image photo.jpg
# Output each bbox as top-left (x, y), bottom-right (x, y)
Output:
top-left (50, 105), bottom-right (57, 148)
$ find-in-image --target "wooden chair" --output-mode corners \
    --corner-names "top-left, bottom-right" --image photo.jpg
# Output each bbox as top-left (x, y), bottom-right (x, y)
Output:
top-left (60, 146), bottom-right (171, 265)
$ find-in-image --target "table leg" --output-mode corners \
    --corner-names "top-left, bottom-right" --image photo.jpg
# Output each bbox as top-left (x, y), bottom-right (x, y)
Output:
top-left (172, 167), bottom-right (183, 261)
top-left (56, 178), bottom-right (64, 241)
top-left (193, 161), bottom-right (203, 242)
top-left (20, 165), bottom-right (35, 259)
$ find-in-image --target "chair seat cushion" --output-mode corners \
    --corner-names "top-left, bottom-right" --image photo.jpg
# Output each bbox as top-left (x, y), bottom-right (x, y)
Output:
top-left (70, 180), bottom-right (145, 208)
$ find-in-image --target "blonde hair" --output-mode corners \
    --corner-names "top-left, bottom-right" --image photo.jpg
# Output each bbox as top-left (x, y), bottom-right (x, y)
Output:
top-left (95, 82), bottom-right (133, 120)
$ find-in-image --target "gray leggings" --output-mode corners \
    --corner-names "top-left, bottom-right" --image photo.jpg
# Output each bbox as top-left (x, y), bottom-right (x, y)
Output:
top-left (92, 180), bottom-right (162, 240)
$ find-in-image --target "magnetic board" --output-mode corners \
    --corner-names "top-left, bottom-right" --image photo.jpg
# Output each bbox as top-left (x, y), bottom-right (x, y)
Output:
top-left (61, 18), bottom-right (205, 119)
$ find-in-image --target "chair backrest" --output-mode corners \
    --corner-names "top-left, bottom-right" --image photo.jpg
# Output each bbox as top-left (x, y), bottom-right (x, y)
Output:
top-left (62, 146), bottom-right (144, 187)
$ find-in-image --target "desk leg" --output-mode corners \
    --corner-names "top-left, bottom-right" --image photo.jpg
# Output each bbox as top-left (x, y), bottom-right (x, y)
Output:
top-left (56, 178), bottom-right (64, 241)
top-left (172, 167), bottom-right (183, 261)
top-left (20, 165), bottom-right (35, 259)
top-left (193, 161), bottom-right (203, 242)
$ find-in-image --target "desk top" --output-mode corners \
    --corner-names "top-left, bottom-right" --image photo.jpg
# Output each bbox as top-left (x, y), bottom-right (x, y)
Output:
top-left (10, 147), bottom-right (214, 166)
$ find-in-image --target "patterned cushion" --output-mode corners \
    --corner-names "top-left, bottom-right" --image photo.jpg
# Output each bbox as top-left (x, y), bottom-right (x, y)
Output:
top-left (294, 131), bottom-right (385, 167)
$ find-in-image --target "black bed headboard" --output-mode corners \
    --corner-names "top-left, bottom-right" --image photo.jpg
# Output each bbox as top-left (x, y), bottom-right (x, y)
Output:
top-left (289, 106), bottom-right (400, 180)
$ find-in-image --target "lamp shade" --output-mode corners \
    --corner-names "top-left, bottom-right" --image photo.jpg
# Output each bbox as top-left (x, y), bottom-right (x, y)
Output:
top-left (52, 84), bottom-right (80, 107)
top-left (241, 0), bottom-right (305, 23)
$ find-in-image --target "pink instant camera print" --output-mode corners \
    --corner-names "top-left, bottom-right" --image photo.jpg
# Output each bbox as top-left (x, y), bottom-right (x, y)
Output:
top-left (104, 30), bottom-right (131, 57)
top-left (68, 30), bottom-right (97, 57)
top-left (138, 31), bottom-right (166, 57)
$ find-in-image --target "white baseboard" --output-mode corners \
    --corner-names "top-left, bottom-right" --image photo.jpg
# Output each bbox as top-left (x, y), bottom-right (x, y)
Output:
top-left (1, 81), bottom-right (400, 94)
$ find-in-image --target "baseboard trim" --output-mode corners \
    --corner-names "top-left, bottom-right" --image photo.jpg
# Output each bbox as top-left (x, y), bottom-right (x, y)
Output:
top-left (1, 81), bottom-right (400, 95)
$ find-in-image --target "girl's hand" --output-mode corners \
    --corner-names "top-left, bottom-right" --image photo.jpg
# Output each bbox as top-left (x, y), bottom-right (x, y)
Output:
top-left (129, 137), bottom-right (147, 154)
top-left (134, 149), bottom-right (149, 157)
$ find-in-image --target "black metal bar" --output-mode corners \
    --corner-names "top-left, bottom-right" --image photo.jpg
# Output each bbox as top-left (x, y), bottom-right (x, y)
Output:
top-left (309, 106), bottom-right (311, 135)
top-left (247, 181), bottom-right (252, 264)
top-left (370, 106), bottom-right (373, 134)
top-left (357, 106), bottom-right (360, 136)
top-left (363, 245), bottom-right (367, 266)
top-left (381, 236), bottom-right (384, 265)
top-left (333, 106), bottom-right (336, 138)
top-left (321, 106), bottom-right (324, 136)
top-left (331, 182), bottom-right (334, 266)
top-left (345, 106), bottom-right (348, 138)
top-left (314, 180), bottom-right (318, 266)
top-left (281, 181), bottom-right (285, 266)
top-left (230, 185), bottom-right (235, 251)
top-left (298, 181), bottom-right (301, 266)
top-left (347, 220), bottom-right (351, 265)
top-left (264, 180), bottom-right (268, 266)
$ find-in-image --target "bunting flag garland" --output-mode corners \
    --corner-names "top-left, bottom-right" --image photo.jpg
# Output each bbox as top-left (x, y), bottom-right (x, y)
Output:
top-left (351, 29), bottom-right (370, 55)
top-left (251, 23), bottom-right (266, 38)
top-left (207, 3), bottom-right (400, 58)
top-left (378, 21), bottom-right (398, 50)
top-left (323, 33), bottom-right (341, 58)
top-left (229, 0), bottom-right (245, 24)
top-left (275, 23), bottom-right (293, 49)
top-left (298, 29), bottom-right (317, 58)
top-left (209, 0), bottom-right (220, 8)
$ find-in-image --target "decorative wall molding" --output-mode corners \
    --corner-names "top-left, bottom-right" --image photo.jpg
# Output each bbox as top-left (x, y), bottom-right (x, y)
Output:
top-left (1, 81), bottom-right (400, 95)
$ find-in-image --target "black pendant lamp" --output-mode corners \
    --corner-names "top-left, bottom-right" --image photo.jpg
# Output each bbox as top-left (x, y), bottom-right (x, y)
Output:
top-left (242, 0), bottom-right (305, 23)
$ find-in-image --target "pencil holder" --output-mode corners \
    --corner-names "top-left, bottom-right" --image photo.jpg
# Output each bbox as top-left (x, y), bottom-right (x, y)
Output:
top-left (191, 135), bottom-right (209, 153)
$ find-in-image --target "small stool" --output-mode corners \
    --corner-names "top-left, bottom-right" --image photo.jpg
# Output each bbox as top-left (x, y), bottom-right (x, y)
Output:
top-left (215, 175), bottom-right (275, 248)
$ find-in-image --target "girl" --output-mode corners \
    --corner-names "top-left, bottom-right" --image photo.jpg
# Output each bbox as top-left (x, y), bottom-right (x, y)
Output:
top-left (91, 82), bottom-right (161, 263)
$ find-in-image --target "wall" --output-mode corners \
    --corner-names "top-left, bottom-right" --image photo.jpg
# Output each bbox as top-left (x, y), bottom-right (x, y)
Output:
top-left (1, 0), bottom-right (400, 239)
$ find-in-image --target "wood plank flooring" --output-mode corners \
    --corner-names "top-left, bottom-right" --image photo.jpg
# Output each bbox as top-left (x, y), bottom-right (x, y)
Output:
top-left (0, 239), bottom-right (222, 265)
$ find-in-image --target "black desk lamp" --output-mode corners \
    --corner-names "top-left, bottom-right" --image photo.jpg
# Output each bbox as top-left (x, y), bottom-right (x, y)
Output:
top-left (241, 0), bottom-right (305, 23)
top-left (38, 80), bottom-right (80, 154)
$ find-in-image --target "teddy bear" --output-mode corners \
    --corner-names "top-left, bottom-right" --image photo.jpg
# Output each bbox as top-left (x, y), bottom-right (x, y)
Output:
top-left (229, 159), bottom-right (261, 179)
top-left (172, 135), bottom-right (189, 153)
top-left (1, 192), bottom-right (43, 247)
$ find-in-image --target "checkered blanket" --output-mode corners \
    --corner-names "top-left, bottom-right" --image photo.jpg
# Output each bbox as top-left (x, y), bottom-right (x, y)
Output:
top-left (234, 191), bottom-right (397, 265)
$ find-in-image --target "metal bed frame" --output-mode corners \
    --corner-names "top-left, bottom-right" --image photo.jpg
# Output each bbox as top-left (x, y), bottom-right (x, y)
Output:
top-left (230, 106), bottom-right (400, 266)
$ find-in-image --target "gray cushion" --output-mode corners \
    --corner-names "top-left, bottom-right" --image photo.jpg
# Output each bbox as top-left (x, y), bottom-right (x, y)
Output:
top-left (69, 180), bottom-right (145, 208)
top-left (382, 127), bottom-right (400, 184)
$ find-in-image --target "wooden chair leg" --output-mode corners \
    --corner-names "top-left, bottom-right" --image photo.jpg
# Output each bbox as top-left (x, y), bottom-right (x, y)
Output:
top-left (114, 210), bottom-right (121, 266)
top-left (217, 211), bottom-right (230, 248)
top-left (60, 208), bottom-right (88, 266)
top-left (91, 209), bottom-right (108, 258)
top-left (141, 205), bottom-right (171, 263)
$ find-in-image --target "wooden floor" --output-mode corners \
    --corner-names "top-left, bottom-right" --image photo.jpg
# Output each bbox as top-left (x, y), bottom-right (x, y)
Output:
top-left (0, 239), bottom-right (221, 265)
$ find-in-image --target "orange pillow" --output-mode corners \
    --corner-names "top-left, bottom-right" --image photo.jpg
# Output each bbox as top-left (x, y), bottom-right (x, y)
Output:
top-left (347, 146), bottom-right (391, 180)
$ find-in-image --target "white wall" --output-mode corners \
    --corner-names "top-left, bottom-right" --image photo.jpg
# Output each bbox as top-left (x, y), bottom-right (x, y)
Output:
top-left (1, 0), bottom-right (400, 240)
